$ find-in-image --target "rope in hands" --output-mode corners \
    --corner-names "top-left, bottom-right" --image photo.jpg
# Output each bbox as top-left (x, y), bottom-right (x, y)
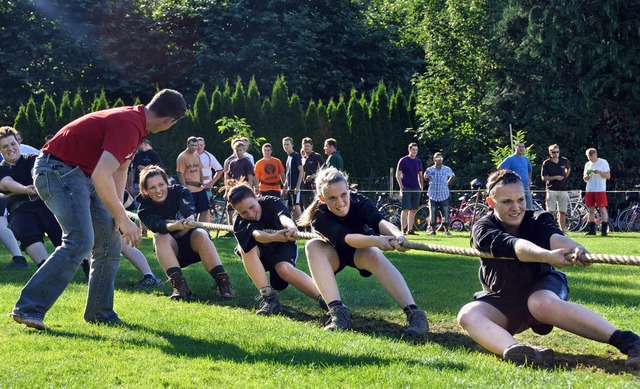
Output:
top-left (126, 211), bottom-right (640, 266)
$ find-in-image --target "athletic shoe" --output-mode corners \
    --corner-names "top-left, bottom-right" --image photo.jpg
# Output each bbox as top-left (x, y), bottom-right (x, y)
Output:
top-left (624, 339), bottom-right (640, 370)
top-left (428, 230), bottom-right (436, 236)
top-left (324, 304), bottom-right (352, 331)
top-left (406, 230), bottom-right (417, 235)
top-left (222, 231), bottom-right (235, 238)
top-left (255, 292), bottom-right (282, 315)
top-left (214, 272), bottom-right (236, 300)
top-left (404, 307), bottom-right (429, 337)
top-left (444, 231), bottom-right (452, 237)
top-left (11, 314), bottom-right (48, 331)
top-left (169, 273), bottom-right (192, 301)
top-left (8, 256), bottom-right (28, 269)
top-left (134, 274), bottom-right (163, 288)
top-left (318, 295), bottom-right (329, 312)
top-left (502, 343), bottom-right (554, 366)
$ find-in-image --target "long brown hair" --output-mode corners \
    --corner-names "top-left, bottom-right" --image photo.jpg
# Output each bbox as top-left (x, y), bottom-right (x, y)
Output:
top-left (298, 167), bottom-right (349, 226)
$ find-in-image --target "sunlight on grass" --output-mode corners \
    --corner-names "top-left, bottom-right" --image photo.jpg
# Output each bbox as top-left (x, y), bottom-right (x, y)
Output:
top-left (1, 232), bottom-right (640, 387)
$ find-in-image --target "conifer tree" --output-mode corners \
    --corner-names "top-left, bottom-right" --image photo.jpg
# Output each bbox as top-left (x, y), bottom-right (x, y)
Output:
top-left (70, 91), bottom-right (85, 121)
top-left (24, 97), bottom-right (42, 146)
top-left (39, 94), bottom-right (57, 142)
top-left (58, 91), bottom-right (72, 129)
top-left (245, 77), bottom-right (262, 135)
top-left (304, 100), bottom-right (325, 146)
top-left (91, 89), bottom-right (109, 112)
top-left (193, 85), bottom-right (211, 134)
top-left (231, 77), bottom-right (247, 120)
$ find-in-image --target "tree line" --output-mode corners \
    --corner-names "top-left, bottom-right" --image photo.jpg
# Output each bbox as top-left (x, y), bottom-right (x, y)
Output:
top-left (12, 76), bottom-right (420, 182)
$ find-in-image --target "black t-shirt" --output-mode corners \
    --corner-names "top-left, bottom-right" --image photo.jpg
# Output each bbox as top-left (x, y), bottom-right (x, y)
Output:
top-left (541, 157), bottom-right (571, 191)
top-left (312, 191), bottom-right (383, 251)
top-left (137, 185), bottom-right (194, 234)
top-left (0, 154), bottom-right (43, 212)
top-left (131, 149), bottom-right (163, 183)
top-left (233, 196), bottom-right (291, 253)
top-left (472, 210), bottom-right (563, 296)
top-left (302, 152), bottom-right (324, 190)
top-left (285, 151), bottom-right (302, 190)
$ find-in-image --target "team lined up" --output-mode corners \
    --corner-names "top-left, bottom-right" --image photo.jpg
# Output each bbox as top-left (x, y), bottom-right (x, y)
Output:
top-left (3, 89), bottom-right (639, 369)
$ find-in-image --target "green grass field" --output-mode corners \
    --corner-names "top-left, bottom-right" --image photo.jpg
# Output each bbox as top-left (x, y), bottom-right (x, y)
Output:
top-left (2, 231), bottom-right (640, 388)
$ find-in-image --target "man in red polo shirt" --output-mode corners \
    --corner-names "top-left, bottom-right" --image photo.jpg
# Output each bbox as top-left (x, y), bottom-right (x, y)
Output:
top-left (11, 89), bottom-right (187, 330)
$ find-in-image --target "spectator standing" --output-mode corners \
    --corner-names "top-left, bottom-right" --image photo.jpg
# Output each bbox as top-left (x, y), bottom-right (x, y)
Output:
top-left (323, 138), bottom-right (344, 171)
top-left (395, 142), bottom-right (423, 235)
top-left (583, 148), bottom-right (611, 236)
top-left (11, 88), bottom-right (187, 330)
top-left (176, 136), bottom-right (209, 222)
top-left (541, 144), bottom-right (571, 231)
top-left (282, 137), bottom-right (304, 220)
top-left (301, 137), bottom-right (324, 209)
top-left (127, 139), bottom-right (163, 197)
top-left (254, 143), bottom-right (285, 197)
top-left (424, 152), bottom-right (455, 236)
top-left (196, 137), bottom-right (223, 223)
top-left (498, 142), bottom-right (533, 209)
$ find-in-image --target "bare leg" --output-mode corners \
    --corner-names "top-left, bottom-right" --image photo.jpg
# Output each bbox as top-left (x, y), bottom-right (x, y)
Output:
top-left (153, 233), bottom-right (181, 272)
top-left (0, 216), bottom-right (21, 257)
top-left (407, 209), bottom-right (417, 231)
top-left (274, 261), bottom-right (320, 299)
top-left (238, 246), bottom-right (270, 289)
top-left (189, 228), bottom-right (222, 272)
top-left (121, 237), bottom-right (152, 274)
top-left (400, 209), bottom-right (409, 232)
top-left (24, 242), bottom-right (48, 266)
top-left (528, 290), bottom-right (615, 342)
top-left (354, 247), bottom-right (415, 308)
top-left (305, 239), bottom-right (341, 303)
top-left (458, 301), bottom-right (516, 355)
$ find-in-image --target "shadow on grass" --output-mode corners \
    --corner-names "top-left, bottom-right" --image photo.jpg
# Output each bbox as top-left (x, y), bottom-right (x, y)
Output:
top-left (45, 323), bottom-right (469, 372)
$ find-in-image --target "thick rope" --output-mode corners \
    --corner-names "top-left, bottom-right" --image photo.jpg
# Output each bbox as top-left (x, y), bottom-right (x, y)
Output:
top-left (126, 211), bottom-right (640, 266)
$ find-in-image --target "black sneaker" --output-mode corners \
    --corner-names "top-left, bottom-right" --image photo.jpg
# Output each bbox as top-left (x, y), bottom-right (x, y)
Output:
top-left (8, 256), bottom-right (28, 269)
top-left (405, 307), bottom-right (429, 337)
top-left (134, 274), bottom-right (163, 288)
top-left (406, 230), bottom-right (417, 235)
top-left (324, 304), bottom-right (352, 331)
top-left (255, 292), bottom-right (282, 315)
top-left (503, 343), bottom-right (554, 366)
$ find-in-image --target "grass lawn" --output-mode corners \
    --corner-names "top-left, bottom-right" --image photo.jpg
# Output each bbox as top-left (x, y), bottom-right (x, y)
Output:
top-left (1, 231), bottom-right (640, 388)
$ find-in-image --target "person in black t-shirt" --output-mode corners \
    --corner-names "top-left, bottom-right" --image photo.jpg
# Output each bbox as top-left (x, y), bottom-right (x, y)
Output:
top-left (0, 127), bottom-right (62, 267)
top-left (300, 137), bottom-right (324, 210)
top-left (298, 167), bottom-right (428, 336)
top-left (540, 144), bottom-right (571, 231)
top-left (458, 169), bottom-right (640, 368)
top-left (137, 165), bottom-right (234, 301)
top-left (227, 183), bottom-right (326, 316)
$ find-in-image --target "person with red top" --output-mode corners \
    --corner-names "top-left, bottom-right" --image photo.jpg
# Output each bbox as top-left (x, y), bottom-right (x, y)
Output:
top-left (11, 89), bottom-right (187, 330)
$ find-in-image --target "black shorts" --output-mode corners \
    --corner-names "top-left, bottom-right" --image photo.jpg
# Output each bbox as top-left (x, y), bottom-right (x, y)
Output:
top-left (474, 270), bottom-right (569, 335)
top-left (334, 245), bottom-right (373, 278)
top-left (191, 190), bottom-right (210, 214)
top-left (8, 202), bottom-right (63, 251)
top-left (173, 229), bottom-right (205, 268)
top-left (235, 240), bottom-right (298, 291)
top-left (401, 191), bottom-right (421, 210)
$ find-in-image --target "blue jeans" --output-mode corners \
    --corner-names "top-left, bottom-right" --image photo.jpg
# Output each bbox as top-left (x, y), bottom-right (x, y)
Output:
top-left (525, 190), bottom-right (533, 210)
top-left (12, 154), bottom-right (122, 323)
top-left (429, 198), bottom-right (450, 227)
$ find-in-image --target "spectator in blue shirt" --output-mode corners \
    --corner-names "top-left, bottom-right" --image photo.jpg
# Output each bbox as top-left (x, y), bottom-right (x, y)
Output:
top-left (498, 142), bottom-right (533, 209)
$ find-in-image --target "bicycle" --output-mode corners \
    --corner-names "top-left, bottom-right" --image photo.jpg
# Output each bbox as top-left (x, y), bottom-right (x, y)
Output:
top-left (413, 192), bottom-right (490, 232)
top-left (375, 191), bottom-right (402, 228)
top-left (616, 189), bottom-right (640, 232)
top-left (209, 188), bottom-right (228, 225)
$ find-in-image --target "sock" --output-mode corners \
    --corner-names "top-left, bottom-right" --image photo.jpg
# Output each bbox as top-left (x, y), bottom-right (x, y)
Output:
top-left (328, 300), bottom-right (343, 309)
top-left (260, 286), bottom-right (274, 297)
top-left (403, 304), bottom-right (419, 314)
top-left (609, 330), bottom-right (640, 354)
top-left (166, 267), bottom-right (182, 278)
top-left (209, 265), bottom-right (226, 278)
top-left (601, 222), bottom-right (608, 232)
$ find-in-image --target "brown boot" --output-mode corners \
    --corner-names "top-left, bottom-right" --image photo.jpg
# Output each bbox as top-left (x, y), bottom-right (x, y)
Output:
top-left (214, 272), bottom-right (236, 300)
top-left (169, 272), bottom-right (192, 301)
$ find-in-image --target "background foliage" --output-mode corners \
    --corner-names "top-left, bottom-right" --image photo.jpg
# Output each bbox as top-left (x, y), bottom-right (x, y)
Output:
top-left (2, 0), bottom-right (640, 189)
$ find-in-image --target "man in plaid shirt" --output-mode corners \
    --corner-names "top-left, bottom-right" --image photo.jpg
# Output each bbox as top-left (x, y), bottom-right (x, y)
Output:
top-left (424, 152), bottom-right (456, 236)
